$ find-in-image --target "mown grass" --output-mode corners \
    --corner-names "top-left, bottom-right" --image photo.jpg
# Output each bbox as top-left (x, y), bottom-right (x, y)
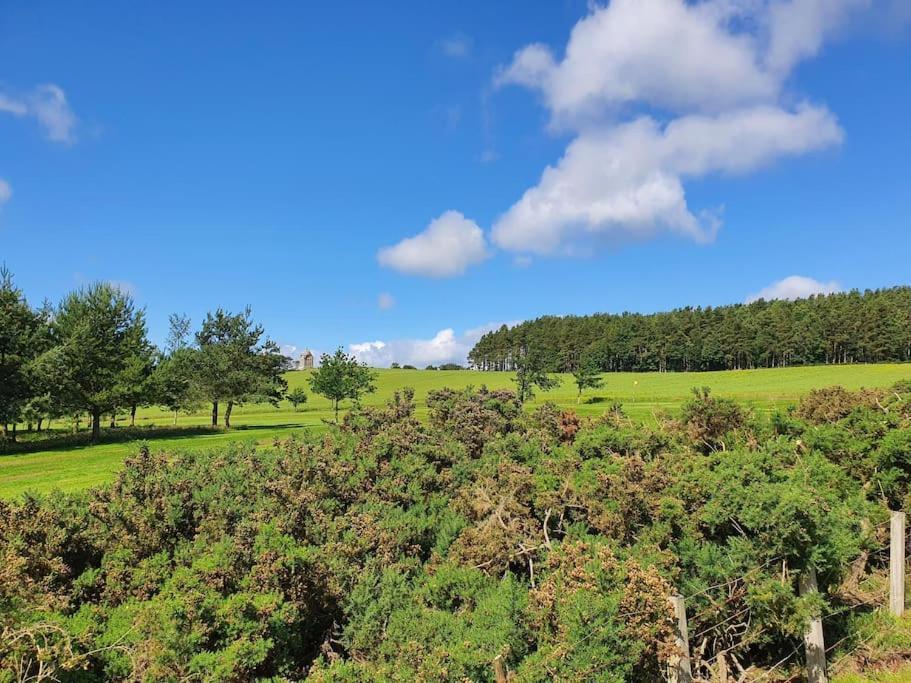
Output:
top-left (2, 363), bottom-right (909, 498)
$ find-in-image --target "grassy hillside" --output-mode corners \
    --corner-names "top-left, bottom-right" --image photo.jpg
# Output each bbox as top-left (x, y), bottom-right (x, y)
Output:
top-left (2, 363), bottom-right (909, 498)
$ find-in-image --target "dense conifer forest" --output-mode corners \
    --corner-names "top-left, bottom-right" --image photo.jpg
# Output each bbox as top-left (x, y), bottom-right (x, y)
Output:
top-left (468, 287), bottom-right (911, 373)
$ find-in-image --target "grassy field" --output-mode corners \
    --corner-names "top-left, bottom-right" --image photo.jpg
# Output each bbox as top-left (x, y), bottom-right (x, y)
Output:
top-left (2, 363), bottom-right (909, 498)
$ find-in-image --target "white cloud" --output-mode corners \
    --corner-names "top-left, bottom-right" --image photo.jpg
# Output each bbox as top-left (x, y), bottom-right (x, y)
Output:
top-left (764, 0), bottom-right (870, 75)
top-left (0, 84), bottom-right (77, 143)
top-left (378, 292), bottom-right (395, 310)
top-left (440, 33), bottom-right (472, 58)
top-left (497, 0), bottom-right (777, 122)
top-left (378, 210), bottom-right (490, 278)
top-left (349, 321), bottom-right (518, 368)
top-left (481, 0), bottom-right (861, 257)
top-left (497, 0), bottom-right (872, 125)
top-left (492, 105), bottom-right (842, 254)
top-left (0, 179), bottom-right (11, 205)
top-left (745, 275), bottom-right (841, 303)
top-left (513, 255), bottom-right (533, 268)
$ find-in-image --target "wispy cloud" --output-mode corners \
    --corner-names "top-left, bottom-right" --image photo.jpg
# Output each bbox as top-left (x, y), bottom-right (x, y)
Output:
top-left (0, 84), bottom-right (77, 144)
top-left (745, 275), bottom-right (841, 303)
top-left (377, 292), bottom-right (395, 310)
top-left (439, 32), bottom-right (472, 59)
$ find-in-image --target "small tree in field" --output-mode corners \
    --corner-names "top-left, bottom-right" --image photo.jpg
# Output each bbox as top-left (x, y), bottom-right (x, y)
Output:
top-left (513, 346), bottom-right (560, 403)
top-left (153, 347), bottom-right (202, 424)
top-left (309, 348), bottom-right (377, 422)
top-left (287, 387), bottom-right (308, 411)
top-left (572, 356), bottom-right (603, 403)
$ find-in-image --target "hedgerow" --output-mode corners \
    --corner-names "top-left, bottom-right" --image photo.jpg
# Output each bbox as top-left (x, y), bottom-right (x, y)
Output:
top-left (2, 383), bottom-right (909, 681)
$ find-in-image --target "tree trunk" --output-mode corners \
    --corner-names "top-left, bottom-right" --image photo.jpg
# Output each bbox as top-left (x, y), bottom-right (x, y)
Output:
top-left (225, 401), bottom-right (233, 428)
top-left (37, 417), bottom-right (43, 432)
top-left (211, 401), bottom-right (218, 427)
top-left (130, 405), bottom-right (137, 427)
top-left (174, 410), bottom-right (178, 425)
top-left (334, 399), bottom-right (339, 423)
top-left (91, 407), bottom-right (101, 444)
top-left (110, 413), bottom-right (116, 429)
top-left (10, 424), bottom-right (15, 442)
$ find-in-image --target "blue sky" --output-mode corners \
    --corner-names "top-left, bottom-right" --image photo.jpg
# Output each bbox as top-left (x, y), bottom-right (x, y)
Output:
top-left (2, 1), bottom-right (910, 366)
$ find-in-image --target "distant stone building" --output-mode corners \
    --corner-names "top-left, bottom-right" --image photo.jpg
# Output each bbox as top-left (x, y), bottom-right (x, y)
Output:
top-left (299, 350), bottom-right (314, 370)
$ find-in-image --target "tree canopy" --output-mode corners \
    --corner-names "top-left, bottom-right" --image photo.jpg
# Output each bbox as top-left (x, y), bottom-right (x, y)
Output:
top-left (195, 307), bottom-right (288, 427)
top-left (469, 286), bottom-right (911, 372)
top-left (36, 283), bottom-right (149, 442)
top-left (309, 348), bottom-right (377, 421)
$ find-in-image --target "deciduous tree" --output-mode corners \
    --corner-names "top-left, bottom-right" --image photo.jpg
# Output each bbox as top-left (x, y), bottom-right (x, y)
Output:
top-left (309, 348), bottom-right (377, 422)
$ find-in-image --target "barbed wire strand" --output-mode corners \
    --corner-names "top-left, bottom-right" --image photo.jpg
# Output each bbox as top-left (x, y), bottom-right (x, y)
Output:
top-left (682, 555), bottom-right (784, 603)
top-left (750, 643), bottom-right (803, 683)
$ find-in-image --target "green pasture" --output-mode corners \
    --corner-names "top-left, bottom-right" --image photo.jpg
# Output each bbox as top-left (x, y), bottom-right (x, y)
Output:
top-left (2, 363), bottom-right (909, 498)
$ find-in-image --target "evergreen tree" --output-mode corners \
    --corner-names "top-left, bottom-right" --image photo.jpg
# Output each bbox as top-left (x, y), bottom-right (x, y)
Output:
top-left (37, 282), bottom-right (149, 443)
top-left (195, 308), bottom-right (288, 427)
top-left (0, 267), bottom-right (47, 441)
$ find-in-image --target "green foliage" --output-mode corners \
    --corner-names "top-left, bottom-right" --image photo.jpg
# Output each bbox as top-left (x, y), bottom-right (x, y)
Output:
top-left (309, 348), bottom-right (378, 422)
top-left (0, 266), bottom-right (48, 439)
top-left (679, 386), bottom-right (747, 452)
top-left (195, 307), bottom-right (289, 427)
top-left (3, 383), bottom-right (911, 680)
top-left (513, 347), bottom-right (561, 404)
top-left (287, 386), bottom-right (309, 410)
top-left (571, 355), bottom-right (603, 401)
top-left (469, 286), bottom-right (911, 372)
top-left (36, 282), bottom-right (149, 442)
top-left (152, 346), bottom-right (203, 422)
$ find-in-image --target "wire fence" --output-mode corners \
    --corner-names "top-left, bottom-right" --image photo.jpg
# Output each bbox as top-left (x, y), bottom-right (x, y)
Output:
top-left (500, 512), bottom-right (908, 682)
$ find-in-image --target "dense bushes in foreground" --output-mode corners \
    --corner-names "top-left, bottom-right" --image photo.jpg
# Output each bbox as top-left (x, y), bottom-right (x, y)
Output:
top-left (3, 384), bottom-right (911, 681)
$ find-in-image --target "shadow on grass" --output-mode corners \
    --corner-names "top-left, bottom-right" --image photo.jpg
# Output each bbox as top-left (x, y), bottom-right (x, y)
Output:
top-left (0, 423), bottom-right (310, 457)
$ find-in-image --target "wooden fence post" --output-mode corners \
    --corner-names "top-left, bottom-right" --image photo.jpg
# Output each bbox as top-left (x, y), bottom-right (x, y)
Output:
top-left (799, 566), bottom-right (828, 683)
top-left (891, 510), bottom-right (906, 617)
top-left (716, 651), bottom-right (729, 683)
top-left (492, 654), bottom-right (507, 683)
top-left (668, 594), bottom-right (693, 683)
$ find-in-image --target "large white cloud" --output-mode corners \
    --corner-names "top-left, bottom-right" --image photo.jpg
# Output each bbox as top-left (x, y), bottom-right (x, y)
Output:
top-left (745, 275), bottom-right (842, 303)
top-left (0, 84), bottom-right (77, 143)
top-left (497, 0), bottom-right (873, 124)
top-left (485, 0), bottom-right (864, 257)
top-left (492, 104), bottom-right (843, 253)
top-left (377, 0), bottom-right (888, 270)
top-left (349, 321), bottom-right (517, 368)
top-left (496, 0), bottom-right (776, 122)
top-left (378, 210), bottom-right (489, 278)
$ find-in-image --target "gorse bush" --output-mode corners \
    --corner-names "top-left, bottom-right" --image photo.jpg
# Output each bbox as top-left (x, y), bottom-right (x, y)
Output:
top-left (2, 383), bottom-right (910, 681)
